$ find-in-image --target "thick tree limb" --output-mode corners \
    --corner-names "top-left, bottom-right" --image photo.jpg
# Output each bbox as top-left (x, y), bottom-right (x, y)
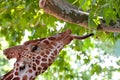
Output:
top-left (39, 0), bottom-right (120, 33)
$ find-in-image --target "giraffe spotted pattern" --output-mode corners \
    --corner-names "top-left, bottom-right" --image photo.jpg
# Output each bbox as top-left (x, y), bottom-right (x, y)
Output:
top-left (2, 29), bottom-right (93, 80)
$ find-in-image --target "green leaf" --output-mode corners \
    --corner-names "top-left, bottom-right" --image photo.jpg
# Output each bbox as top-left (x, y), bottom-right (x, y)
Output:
top-left (90, 63), bottom-right (102, 75)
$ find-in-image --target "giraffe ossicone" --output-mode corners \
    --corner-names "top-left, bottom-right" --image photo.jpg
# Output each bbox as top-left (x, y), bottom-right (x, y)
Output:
top-left (1, 29), bottom-right (93, 80)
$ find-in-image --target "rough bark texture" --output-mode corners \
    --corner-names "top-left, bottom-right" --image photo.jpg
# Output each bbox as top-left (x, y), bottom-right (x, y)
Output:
top-left (39, 0), bottom-right (120, 33)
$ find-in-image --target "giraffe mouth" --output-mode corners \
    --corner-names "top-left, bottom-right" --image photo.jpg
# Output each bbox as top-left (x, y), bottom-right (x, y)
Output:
top-left (60, 30), bottom-right (73, 44)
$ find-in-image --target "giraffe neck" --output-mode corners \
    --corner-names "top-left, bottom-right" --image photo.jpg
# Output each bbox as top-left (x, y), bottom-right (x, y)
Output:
top-left (2, 69), bottom-right (14, 80)
top-left (2, 61), bottom-right (36, 80)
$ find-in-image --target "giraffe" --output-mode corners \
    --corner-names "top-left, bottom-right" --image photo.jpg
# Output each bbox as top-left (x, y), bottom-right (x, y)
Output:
top-left (1, 29), bottom-right (93, 80)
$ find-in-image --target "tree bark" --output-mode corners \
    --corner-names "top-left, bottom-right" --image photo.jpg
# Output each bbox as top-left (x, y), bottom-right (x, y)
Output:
top-left (39, 0), bottom-right (120, 33)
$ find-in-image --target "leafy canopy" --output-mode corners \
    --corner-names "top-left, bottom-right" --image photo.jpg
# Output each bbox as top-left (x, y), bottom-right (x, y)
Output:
top-left (0, 0), bottom-right (120, 80)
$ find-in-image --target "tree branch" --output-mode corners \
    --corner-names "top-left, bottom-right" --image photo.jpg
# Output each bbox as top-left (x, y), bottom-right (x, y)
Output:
top-left (39, 0), bottom-right (120, 33)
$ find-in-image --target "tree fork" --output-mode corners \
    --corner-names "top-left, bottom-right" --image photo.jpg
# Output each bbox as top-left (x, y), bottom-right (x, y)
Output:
top-left (39, 0), bottom-right (120, 33)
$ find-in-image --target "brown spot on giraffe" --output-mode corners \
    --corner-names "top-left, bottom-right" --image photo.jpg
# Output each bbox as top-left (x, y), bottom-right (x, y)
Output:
top-left (22, 75), bottom-right (27, 80)
top-left (32, 66), bottom-right (36, 71)
top-left (29, 69), bottom-right (33, 73)
top-left (38, 67), bottom-right (42, 70)
top-left (54, 49), bottom-right (58, 56)
top-left (36, 56), bottom-right (41, 59)
top-left (48, 37), bottom-right (56, 40)
top-left (15, 72), bottom-right (19, 76)
top-left (2, 29), bottom-right (93, 80)
top-left (35, 60), bottom-right (40, 65)
top-left (45, 50), bottom-right (49, 54)
top-left (40, 52), bottom-right (45, 56)
top-left (43, 40), bottom-right (50, 44)
top-left (51, 41), bottom-right (57, 46)
top-left (42, 58), bottom-right (47, 61)
top-left (43, 55), bottom-right (48, 58)
top-left (13, 77), bottom-right (20, 80)
top-left (41, 63), bottom-right (47, 67)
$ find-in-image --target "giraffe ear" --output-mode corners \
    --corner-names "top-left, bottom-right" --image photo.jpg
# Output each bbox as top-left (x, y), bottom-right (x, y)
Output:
top-left (31, 45), bottom-right (38, 52)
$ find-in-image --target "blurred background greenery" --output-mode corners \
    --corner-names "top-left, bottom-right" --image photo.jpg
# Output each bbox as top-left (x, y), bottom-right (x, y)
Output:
top-left (0, 0), bottom-right (120, 80)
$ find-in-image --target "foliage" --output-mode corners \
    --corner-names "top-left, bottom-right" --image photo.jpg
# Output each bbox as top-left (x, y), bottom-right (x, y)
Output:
top-left (0, 0), bottom-right (120, 80)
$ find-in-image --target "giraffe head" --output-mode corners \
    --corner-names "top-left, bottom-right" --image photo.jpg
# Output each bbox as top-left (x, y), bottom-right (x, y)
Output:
top-left (3, 30), bottom-right (73, 61)
top-left (2, 29), bottom-right (93, 80)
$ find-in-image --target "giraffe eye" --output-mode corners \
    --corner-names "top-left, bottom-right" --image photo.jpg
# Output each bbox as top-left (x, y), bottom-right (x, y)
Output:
top-left (31, 45), bottom-right (38, 52)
